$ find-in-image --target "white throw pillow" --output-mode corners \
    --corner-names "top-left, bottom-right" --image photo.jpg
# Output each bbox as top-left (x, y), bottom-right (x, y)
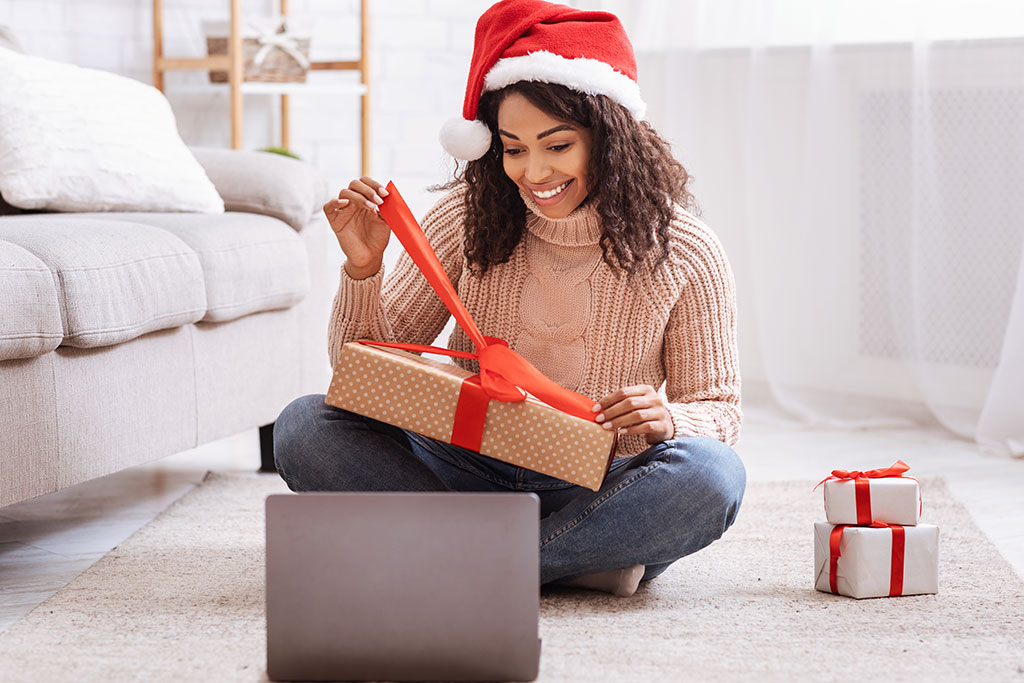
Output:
top-left (0, 47), bottom-right (223, 213)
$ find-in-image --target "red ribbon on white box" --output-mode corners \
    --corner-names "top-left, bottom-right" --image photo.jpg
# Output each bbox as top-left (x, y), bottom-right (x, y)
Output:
top-left (829, 522), bottom-right (906, 597)
top-left (815, 460), bottom-right (921, 525)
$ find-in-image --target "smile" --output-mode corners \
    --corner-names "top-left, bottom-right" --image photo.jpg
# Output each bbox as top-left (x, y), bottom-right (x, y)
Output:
top-left (532, 180), bottom-right (571, 200)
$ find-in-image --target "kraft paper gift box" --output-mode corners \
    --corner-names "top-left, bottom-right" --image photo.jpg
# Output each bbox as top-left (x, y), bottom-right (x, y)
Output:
top-left (817, 460), bottom-right (922, 526)
top-left (326, 341), bottom-right (618, 491)
top-left (823, 477), bottom-right (922, 526)
top-left (813, 522), bottom-right (939, 599)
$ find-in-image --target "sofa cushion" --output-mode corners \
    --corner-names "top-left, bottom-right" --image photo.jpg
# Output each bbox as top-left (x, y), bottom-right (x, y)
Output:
top-left (0, 46), bottom-right (224, 214)
top-left (190, 148), bottom-right (331, 231)
top-left (73, 212), bottom-right (310, 323)
top-left (0, 216), bottom-right (206, 348)
top-left (0, 239), bottom-right (63, 360)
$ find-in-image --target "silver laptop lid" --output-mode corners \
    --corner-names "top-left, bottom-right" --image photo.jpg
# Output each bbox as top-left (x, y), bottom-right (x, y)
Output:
top-left (266, 492), bottom-right (540, 682)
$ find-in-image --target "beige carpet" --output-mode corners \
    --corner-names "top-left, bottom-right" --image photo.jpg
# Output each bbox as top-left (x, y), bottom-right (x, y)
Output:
top-left (0, 473), bottom-right (1021, 682)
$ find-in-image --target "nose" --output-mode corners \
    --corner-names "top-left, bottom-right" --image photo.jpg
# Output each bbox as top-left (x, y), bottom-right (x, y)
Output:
top-left (525, 153), bottom-right (551, 184)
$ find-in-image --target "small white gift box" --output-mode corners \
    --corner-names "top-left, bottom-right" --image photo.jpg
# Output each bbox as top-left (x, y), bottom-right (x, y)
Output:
top-left (816, 460), bottom-right (922, 526)
top-left (823, 477), bottom-right (922, 526)
top-left (814, 522), bottom-right (939, 599)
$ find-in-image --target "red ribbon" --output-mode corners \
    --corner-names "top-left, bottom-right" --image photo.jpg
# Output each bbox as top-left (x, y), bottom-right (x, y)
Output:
top-left (818, 460), bottom-right (912, 485)
top-left (354, 182), bottom-right (611, 453)
top-left (451, 373), bottom-right (488, 451)
top-left (814, 460), bottom-right (918, 524)
top-left (829, 522), bottom-right (906, 597)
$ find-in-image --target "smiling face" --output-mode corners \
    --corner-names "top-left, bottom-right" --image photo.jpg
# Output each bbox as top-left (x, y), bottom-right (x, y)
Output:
top-left (497, 92), bottom-right (593, 219)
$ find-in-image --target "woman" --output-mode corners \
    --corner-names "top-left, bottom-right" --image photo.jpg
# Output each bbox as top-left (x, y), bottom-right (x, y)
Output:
top-left (273, 0), bottom-right (745, 597)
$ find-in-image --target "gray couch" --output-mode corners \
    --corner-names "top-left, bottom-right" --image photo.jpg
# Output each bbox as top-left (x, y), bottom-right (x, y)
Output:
top-left (0, 148), bottom-right (336, 507)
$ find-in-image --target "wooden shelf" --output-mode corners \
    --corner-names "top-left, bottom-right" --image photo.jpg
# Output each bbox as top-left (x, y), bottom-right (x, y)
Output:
top-left (167, 81), bottom-right (368, 96)
top-left (152, 0), bottom-right (371, 175)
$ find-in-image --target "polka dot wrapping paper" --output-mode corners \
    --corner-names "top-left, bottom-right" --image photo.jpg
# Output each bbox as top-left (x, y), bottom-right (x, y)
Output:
top-left (325, 341), bottom-right (617, 491)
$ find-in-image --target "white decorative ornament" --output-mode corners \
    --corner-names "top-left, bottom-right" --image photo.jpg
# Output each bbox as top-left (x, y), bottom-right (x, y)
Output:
top-left (439, 117), bottom-right (493, 161)
top-left (248, 18), bottom-right (310, 70)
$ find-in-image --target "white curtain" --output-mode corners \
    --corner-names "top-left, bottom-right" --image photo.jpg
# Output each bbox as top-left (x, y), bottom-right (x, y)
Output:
top-left (593, 0), bottom-right (1024, 456)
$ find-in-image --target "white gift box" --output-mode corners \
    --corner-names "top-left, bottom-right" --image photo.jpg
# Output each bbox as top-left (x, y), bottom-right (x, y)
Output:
top-left (823, 477), bottom-right (922, 526)
top-left (814, 522), bottom-right (939, 599)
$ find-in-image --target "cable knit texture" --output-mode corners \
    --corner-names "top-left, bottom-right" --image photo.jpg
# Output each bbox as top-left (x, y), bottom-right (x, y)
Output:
top-left (328, 187), bottom-right (742, 455)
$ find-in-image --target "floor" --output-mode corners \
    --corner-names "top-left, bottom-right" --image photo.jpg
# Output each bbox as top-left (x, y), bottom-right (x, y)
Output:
top-left (1, 406), bottom-right (1022, 635)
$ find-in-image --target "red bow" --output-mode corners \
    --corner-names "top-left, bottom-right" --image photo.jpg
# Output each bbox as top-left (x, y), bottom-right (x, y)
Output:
top-left (815, 460), bottom-right (911, 490)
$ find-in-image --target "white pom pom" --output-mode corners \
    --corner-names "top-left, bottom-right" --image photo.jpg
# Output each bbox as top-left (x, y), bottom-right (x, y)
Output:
top-left (439, 117), bottom-right (492, 161)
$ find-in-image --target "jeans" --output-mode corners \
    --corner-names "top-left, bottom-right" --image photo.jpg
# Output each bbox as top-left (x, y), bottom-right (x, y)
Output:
top-left (273, 394), bottom-right (747, 586)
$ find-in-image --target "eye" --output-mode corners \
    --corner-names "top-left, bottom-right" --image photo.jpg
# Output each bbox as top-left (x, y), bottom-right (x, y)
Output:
top-left (503, 148), bottom-right (525, 156)
top-left (549, 143), bottom-right (570, 152)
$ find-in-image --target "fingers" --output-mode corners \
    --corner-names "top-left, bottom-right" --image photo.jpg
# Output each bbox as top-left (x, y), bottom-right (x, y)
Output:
top-left (324, 187), bottom-right (381, 218)
top-left (361, 176), bottom-right (390, 198)
top-left (596, 407), bottom-right (663, 432)
top-left (593, 385), bottom-right (657, 419)
top-left (322, 197), bottom-right (350, 217)
top-left (348, 177), bottom-right (388, 209)
top-left (591, 385), bottom-right (652, 413)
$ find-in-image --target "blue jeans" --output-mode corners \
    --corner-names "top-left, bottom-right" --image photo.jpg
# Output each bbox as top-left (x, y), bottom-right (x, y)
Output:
top-left (273, 394), bottom-right (746, 586)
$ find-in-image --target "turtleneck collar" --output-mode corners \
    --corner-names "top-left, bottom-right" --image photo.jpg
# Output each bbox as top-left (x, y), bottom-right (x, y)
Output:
top-left (518, 187), bottom-right (603, 247)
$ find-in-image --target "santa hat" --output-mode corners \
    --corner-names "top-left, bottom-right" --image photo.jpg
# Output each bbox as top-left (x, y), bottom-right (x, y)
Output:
top-left (440, 0), bottom-right (646, 161)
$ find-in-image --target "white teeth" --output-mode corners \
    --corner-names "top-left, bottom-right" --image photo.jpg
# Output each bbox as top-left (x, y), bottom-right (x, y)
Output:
top-left (533, 181), bottom-right (569, 199)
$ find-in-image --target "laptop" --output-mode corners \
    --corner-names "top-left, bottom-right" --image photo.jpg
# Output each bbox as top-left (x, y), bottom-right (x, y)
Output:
top-left (265, 492), bottom-right (541, 682)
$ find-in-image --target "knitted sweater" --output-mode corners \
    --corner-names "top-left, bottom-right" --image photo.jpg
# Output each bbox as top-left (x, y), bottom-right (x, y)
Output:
top-left (328, 187), bottom-right (742, 456)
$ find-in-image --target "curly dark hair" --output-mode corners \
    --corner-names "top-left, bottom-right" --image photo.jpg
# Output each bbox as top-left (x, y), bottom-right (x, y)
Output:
top-left (437, 80), bottom-right (698, 278)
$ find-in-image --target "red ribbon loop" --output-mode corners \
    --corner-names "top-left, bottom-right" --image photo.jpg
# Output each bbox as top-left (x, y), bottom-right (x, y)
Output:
top-left (373, 182), bottom-right (598, 423)
top-left (814, 459), bottom-right (911, 490)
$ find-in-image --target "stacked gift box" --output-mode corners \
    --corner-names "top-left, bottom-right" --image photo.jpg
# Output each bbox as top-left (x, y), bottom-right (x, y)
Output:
top-left (813, 461), bottom-right (939, 599)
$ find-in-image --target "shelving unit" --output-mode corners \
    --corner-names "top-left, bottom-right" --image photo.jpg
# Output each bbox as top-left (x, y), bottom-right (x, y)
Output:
top-left (152, 0), bottom-right (371, 175)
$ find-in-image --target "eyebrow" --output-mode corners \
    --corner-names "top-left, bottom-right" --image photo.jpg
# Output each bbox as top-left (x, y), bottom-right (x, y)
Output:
top-left (497, 124), bottom-right (576, 141)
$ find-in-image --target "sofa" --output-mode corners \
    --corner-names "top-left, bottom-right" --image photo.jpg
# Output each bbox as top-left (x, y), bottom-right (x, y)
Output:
top-left (0, 148), bottom-right (336, 508)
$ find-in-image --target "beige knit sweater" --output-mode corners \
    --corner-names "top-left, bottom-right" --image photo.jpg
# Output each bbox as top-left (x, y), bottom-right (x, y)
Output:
top-left (328, 187), bottom-right (742, 456)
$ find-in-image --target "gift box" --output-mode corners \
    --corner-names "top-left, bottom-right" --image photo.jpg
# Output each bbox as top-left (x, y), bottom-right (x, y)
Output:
top-left (823, 477), bottom-right (922, 526)
top-left (326, 341), bottom-right (617, 491)
top-left (817, 460), bottom-right (922, 526)
top-left (813, 522), bottom-right (939, 599)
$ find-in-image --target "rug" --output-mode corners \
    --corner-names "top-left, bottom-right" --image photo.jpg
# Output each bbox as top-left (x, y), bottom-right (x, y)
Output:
top-left (0, 473), bottom-right (1021, 682)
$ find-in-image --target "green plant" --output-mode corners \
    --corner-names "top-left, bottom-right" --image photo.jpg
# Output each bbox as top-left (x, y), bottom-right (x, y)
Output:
top-left (258, 146), bottom-right (301, 160)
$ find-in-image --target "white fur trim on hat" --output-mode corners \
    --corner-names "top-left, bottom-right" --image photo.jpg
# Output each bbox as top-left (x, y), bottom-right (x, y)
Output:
top-left (439, 116), bottom-right (493, 161)
top-left (483, 50), bottom-right (647, 120)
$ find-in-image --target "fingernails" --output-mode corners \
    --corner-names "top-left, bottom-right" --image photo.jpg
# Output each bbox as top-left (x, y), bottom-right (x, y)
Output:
top-left (377, 186), bottom-right (388, 197)
top-left (339, 198), bottom-right (349, 206)
top-left (592, 403), bottom-right (602, 412)
top-left (595, 413), bottom-right (605, 422)
top-left (365, 199), bottom-right (377, 210)
top-left (602, 423), bottom-right (613, 430)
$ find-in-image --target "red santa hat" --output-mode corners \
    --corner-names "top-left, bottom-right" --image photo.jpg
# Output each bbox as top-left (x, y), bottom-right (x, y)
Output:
top-left (439, 0), bottom-right (646, 161)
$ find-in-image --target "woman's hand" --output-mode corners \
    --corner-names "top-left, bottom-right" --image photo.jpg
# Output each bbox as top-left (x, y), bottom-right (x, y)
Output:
top-left (323, 176), bottom-right (392, 279)
top-left (592, 385), bottom-right (675, 444)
